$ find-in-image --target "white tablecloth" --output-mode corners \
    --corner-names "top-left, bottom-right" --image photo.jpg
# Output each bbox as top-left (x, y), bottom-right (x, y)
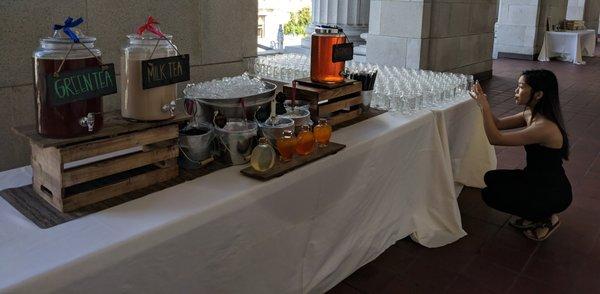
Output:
top-left (432, 97), bottom-right (497, 190)
top-left (0, 99), bottom-right (494, 293)
top-left (538, 30), bottom-right (596, 64)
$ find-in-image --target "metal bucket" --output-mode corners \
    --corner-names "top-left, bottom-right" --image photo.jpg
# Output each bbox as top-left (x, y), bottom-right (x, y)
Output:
top-left (280, 108), bottom-right (313, 133)
top-left (257, 116), bottom-right (295, 146)
top-left (215, 119), bottom-right (258, 165)
top-left (178, 123), bottom-right (214, 169)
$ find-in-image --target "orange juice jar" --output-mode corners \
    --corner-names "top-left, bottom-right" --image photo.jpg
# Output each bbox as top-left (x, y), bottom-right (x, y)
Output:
top-left (295, 125), bottom-right (315, 156)
top-left (310, 26), bottom-right (346, 84)
top-left (313, 118), bottom-right (332, 147)
top-left (276, 130), bottom-right (297, 162)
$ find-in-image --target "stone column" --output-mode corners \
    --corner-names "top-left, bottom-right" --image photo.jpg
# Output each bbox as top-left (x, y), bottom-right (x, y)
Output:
top-left (302, 0), bottom-right (370, 47)
top-left (583, 0), bottom-right (600, 34)
top-left (365, 0), bottom-right (498, 79)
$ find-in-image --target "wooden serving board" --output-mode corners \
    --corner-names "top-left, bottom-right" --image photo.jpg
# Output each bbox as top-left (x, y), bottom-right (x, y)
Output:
top-left (240, 142), bottom-right (345, 181)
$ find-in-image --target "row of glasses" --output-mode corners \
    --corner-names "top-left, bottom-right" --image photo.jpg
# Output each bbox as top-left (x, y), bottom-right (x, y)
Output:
top-left (249, 53), bottom-right (310, 82)
top-left (248, 53), bottom-right (474, 114)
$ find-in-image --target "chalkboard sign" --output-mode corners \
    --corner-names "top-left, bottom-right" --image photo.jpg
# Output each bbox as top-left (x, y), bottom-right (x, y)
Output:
top-left (46, 64), bottom-right (118, 106)
top-left (332, 42), bottom-right (354, 63)
top-left (141, 54), bottom-right (190, 89)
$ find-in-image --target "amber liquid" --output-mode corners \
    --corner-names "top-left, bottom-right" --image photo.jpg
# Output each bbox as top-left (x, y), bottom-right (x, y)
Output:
top-left (33, 57), bottom-right (104, 138)
top-left (314, 123), bottom-right (332, 147)
top-left (311, 34), bottom-right (346, 84)
top-left (276, 137), bottom-right (297, 162)
top-left (295, 130), bottom-right (315, 156)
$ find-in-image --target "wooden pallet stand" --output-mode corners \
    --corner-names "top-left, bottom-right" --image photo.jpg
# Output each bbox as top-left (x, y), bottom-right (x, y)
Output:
top-left (283, 79), bottom-right (363, 126)
top-left (13, 111), bottom-right (189, 212)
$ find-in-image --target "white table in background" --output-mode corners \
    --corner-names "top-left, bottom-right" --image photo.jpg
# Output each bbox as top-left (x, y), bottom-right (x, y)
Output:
top-left (538, 29), bottom-right (596, 65)
top-left (0, 98), bottom-right (495, 293)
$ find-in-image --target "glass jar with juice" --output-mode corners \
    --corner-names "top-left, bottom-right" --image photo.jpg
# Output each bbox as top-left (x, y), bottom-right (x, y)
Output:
top-left (295, 125), bottom-right (315, 156)
top-left (313, 118), bottom-right (332, 147)
top-left (276, 130), bottom-right (297, 162)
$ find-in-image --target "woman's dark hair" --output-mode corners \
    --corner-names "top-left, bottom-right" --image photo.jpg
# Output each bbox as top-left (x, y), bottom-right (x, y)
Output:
top-left (521, 69), bottom-right (569, 160)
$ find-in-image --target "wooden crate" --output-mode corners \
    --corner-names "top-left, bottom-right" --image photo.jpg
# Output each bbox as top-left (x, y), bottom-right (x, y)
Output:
top-left (13, 111), bottom-right (189, 212)
top-left (283, 79), bottom-right (363, 126)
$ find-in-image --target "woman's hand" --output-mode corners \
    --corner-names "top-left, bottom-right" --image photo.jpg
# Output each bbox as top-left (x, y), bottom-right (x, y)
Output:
top-left (469, 81), bottom-right (490, 108)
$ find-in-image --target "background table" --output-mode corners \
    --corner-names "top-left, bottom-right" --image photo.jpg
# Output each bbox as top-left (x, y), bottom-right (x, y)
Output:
top-left (538, 30), bottom-right (596, 64)
top-left (0, 98), bottom-right (495, 293)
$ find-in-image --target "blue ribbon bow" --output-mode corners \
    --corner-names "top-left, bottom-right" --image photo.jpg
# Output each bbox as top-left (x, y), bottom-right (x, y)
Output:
top-left (53, 17), bottom-right (84, 43)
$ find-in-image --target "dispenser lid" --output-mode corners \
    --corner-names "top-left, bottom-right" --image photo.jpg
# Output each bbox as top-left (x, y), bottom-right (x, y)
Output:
top-left (315, 25), bottom-right (343, 34)
top-left (42, 29), bottom-right (96, 44)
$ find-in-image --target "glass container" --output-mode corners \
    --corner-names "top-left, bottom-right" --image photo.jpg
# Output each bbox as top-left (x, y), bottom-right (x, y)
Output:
top-left (313, 118), bottom-right (332, 147)
top-left (250, 137), bottom-right (276, 171)
top-left (121, 32), bottom-right (178, 121)
top-left (33, 28), bottom-right (104, 138)
top-left (295, 125), bottom-right (315, 156)
top-left (276, 129), bottom-right (297, 162)
top-left (310, 25), bottom-right (346, 84)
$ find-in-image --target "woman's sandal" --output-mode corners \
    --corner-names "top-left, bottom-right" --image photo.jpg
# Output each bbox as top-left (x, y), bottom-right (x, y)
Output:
top-left (509, 218), bottom-right (536, 229)
top-left (523, 219), bottom-right (561, 241)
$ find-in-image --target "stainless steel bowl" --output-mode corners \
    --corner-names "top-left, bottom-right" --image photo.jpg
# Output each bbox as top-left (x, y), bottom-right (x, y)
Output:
top-left (187, 80), bottom-right (277, 121)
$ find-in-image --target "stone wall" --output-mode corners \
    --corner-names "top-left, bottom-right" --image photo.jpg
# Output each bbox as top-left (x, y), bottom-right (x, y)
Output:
top-left (566, 0), bottom-right (585, 20)
top-left (535, 0), bottom-right (568, 52)
top-left (495, 0), bottom-right (541, 58)
top-left (495, 0), bottom-right (568, 59)
top-left (366, 0), bottom-right (497, 79)
top-left (0, 0), bottom-right (257, 171)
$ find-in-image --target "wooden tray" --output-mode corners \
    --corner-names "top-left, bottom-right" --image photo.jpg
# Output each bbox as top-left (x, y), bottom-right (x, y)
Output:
top-left (240, 142), bottom-right (345, 181)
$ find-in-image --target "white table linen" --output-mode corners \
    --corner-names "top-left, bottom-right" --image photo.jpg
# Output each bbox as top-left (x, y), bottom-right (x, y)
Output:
top-left (0, 99), bottom-right (494, 293)
top-left (538, 30), bottom-right (596, 64)
top-left (431, 96), bottom-right (497, 190)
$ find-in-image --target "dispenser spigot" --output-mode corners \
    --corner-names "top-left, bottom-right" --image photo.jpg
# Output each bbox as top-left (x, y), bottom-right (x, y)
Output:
top-left (161, 100), bottom-right (177, 117)
top-left (79, 113), bottom-right (95, 132)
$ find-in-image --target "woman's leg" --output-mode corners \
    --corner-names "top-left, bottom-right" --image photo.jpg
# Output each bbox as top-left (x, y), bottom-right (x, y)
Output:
top-left (481, 169), bottom-right (530, 217)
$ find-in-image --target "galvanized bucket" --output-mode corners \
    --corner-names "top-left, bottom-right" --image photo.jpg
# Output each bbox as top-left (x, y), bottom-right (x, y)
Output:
top-left (215, 119), bottom-right (258, 165)
top-left (179, 123), bottom-right (214, 169)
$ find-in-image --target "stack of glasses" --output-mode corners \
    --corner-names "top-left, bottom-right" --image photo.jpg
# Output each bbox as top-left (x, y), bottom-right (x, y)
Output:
top-left (248, 54), bottom-right (474, 114)
top-left (247, 53), bottom-right (309, 82)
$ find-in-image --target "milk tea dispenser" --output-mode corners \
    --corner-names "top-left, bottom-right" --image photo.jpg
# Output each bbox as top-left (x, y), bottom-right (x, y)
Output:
top-left (33, 18), bottom-right (106, 138)
top-left (121, 17), bottom-right (179, 121)
top-left (310, 25), bottom-right (352, 84)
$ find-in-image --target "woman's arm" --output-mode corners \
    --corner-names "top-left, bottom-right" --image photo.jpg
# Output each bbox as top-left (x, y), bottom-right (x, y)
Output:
top-left (480, 103), bottom-right (549, 146)
top-left (471, 83), bottom-right (548, 146)
top-left (495, 112), bottom-right (527, 130)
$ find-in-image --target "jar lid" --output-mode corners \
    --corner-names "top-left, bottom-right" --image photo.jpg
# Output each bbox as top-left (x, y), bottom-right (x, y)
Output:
top-left (315, 25), bottom-right (343, 35)
top-left (127, 32), bottom-right (173, 41)
top-left (42, 28), bottom-right (96, 44)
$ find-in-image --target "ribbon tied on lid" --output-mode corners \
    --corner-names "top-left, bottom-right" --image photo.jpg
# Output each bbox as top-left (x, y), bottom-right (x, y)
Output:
top-left (53, 17), bottom-right (84, 43)
top-left (136, 16), bottom-right (165, 38)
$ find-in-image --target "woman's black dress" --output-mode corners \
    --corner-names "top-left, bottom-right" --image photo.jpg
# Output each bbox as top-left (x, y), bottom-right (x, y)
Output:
top-left (481, 143), bottom-right (572, 221)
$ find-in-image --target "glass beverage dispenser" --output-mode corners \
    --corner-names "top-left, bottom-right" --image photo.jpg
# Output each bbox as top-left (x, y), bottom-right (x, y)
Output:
top-left (310, 25), bottom-right (347, 84)
top-left (33, 19), bottom-right (104, 138)
top-left (121, 17), bottom-right (178, 121)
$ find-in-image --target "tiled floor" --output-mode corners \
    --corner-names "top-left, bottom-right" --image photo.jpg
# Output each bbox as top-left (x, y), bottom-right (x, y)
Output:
top-left (328, 51), bottom-right (600, 293)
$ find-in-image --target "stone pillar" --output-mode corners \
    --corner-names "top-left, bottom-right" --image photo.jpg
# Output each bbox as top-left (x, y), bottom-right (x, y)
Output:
top-left (303, 0), bottom-right (370, 47)
top-left (495, 0), bottom-right (567, 60)
top-left (365, 0), bottom-right (497, 79)
top-left (583, 0), bottom-right (600, 34)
